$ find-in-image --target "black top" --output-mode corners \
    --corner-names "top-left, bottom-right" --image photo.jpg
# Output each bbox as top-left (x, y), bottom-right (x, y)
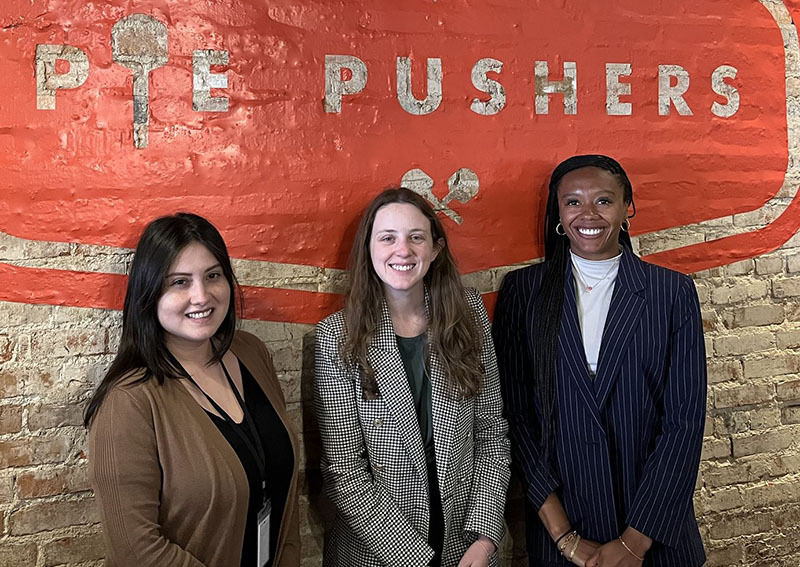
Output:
top-left (396, 333), bottom-right (434, 464)
top-left (207, 361), bottom-right (293, 567)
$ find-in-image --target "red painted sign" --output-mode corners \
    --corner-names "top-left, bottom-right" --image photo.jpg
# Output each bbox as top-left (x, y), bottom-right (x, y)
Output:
top-left (1, 0), bottom-right (798, 322)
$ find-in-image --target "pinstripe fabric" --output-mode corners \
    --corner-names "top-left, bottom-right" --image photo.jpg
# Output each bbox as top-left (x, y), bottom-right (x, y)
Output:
top-left (315, 287), bottom-right (511, 567)
top-left (493, 247), bottom-right (706, 567)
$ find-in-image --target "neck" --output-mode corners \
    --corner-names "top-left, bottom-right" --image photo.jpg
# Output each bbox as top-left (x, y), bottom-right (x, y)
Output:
top-left (383, 285), bottom-right (427, 336)
top-left (166, 337), bottom-right (215, 368)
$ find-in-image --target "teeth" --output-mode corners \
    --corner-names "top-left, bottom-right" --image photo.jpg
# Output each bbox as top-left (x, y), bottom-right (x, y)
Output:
top-left (390, 264), bottom-right (414, 271)
top-left (187, 309), bottom-right (212, 319)
top-left (578, 228), bottom-right (603, 236)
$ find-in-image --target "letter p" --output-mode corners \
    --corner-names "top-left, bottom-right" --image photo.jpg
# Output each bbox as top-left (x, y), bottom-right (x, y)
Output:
top-left (36, 44), bottom-right (89, 110)
top-left (324, 55), bottom-right (367, 113)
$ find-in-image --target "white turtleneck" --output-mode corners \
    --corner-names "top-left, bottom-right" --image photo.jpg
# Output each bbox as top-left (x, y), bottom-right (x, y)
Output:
top-left (570, 249), bottom-right (622, 376)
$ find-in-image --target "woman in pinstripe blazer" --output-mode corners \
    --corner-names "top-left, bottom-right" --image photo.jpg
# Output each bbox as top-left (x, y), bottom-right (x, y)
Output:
top-left (314, 188), bottom-right (511, 567)
top-left (493, 156), bottom-right (706, 567)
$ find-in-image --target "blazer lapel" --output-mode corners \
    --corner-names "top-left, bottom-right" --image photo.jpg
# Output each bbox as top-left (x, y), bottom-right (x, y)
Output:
top-left (559, 261), bottom-right (605, 431)
top-left (368, 301), bottom-right (429, 486)
top-left (593, 247), bottom-right (646, 409)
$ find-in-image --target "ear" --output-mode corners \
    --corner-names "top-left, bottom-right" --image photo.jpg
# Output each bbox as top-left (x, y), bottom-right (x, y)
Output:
top-left (432, 238), bottom-right (445, 261)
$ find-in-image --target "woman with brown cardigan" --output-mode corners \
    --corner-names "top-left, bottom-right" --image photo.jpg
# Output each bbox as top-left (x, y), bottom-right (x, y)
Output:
top-left (85, 213), bottom-right (300, 567)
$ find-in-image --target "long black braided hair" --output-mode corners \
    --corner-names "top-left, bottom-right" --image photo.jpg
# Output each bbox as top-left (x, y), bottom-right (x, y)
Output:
top-left (532, 154), bottom-right (635, 467)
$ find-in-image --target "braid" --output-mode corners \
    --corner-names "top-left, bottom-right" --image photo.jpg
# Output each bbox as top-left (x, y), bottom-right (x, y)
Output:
top-left (532, 154), bottom-right (635, 469)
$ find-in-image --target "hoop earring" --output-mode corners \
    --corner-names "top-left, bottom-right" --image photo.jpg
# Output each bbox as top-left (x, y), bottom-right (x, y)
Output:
top-left (555, 222), bottom-right (566, 236)
top-left (621, 219), bottom-right (630, 232)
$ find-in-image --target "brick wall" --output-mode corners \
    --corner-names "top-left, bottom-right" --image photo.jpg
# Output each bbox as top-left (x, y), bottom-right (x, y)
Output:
top-left (2, 0), bottom-right (800, 565)
top-left (2, 237), bottom-right (800, 565)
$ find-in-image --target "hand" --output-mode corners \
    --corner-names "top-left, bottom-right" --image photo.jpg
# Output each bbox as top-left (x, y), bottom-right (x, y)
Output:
top-left (585, 539), bottom-right (642, 567)
top-left (565, 538), bottom-right (601, 567)
top-left (456, 536), bottom-right (495, 567)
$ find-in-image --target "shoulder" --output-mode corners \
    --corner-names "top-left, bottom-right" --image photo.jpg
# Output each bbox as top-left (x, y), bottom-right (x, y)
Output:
top-left (316, 309), bottom-right (347, 351)
top-left (635, 256), bottom-right (697, 295)
top-left (89, 373), bottom-right (160, 432)
top-left (498, 262), bottom-right (546, 293)
top-left (231, 329), bottom-right (266, 355)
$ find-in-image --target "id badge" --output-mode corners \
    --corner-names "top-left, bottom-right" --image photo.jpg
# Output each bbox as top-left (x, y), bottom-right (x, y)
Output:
top-left (256, 498), bottom-right (272, 567)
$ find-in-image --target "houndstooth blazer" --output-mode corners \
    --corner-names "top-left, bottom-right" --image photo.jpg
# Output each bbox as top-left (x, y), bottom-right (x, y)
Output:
top-left (314, 287), bottom-right (511, 567)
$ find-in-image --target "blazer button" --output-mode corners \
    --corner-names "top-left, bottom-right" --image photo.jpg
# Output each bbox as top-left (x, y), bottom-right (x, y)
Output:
top-left (373, 418), bottom-right (384, 427)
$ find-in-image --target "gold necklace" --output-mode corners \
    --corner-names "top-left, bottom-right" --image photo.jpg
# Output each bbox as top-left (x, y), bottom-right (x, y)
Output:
top-left (571, 256), bottom-right (618, 292)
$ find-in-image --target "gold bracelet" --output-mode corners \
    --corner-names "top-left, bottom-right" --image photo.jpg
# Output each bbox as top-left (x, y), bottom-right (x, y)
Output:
top-left (619, 536), bottom-right (644, 561)
top-left (558, 531), bottom-right (577, 553)
top-left (568, 534), bottom-right (581, 560)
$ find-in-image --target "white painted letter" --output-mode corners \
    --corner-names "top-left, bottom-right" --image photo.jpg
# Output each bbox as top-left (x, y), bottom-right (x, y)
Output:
top-left (324, 55), bottom-right (368, 113)
top-left (658, 65), bottom-right (692, 116)
top-left (35, 44), bottom-right (89, 110)
top-left (193, 50), bottom-right (229, 112)
top-left (470, 58), bottom-right (506, 115)
top-left (397, 57), bottom-right (442, 115)
top-left (535, 61), bottom-right (577, 115)
top-left (606, 63), bottom-right (632, 116)
top-left (711, 65), bottom-right (739, 118)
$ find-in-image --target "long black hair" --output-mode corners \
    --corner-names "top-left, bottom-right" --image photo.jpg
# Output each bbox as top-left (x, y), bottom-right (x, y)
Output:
top-left (533, 155), bottom-right (635, 465)
top-left (84, 213), bottom-right (240, 426)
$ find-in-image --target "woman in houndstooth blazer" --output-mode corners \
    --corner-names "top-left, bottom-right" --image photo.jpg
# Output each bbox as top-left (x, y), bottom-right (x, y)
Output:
top-left (314, 188), bottom-right (511, 567)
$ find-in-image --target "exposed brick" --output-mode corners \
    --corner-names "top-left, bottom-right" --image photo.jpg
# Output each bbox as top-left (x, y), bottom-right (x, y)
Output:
top-left (26, 402), bottom-right (84, 430)
top-left (714, 382), bottom-right (774, 408)
top-left (0, 302), bottom-right (50, 328)
top-left (9, 497), bottom-right (98, 535)
top-left (773, 277), bottom-right (800, 299)
top-left (0, 369), bottom-right (19, 397)
top-left (0, 474), bottom-right (14, 503)
top-left (777, 379), bottom-right (800, 401)
top-left (30, 329), bottom-right (106, 358)
top-left (705, 543), bottom-right (746, 567)
top-left (0, 335), bottom-right (12, 363)
top-left (743, 353), bottom-right (800, 379)
top-left (43, 532), bottom-right (105, 566)
top-left (727, 304), bottom-right (784, 328)
top-left (702, 486), bottom-right (744, 513)
top-left (711, 280), bottom-right (769, 305)
top-left (741, 478), bottom-right (800, 509)
top-left (783, 405), bottom-right (800, 425)
top-left (0, 543), bottom-right (37, 566)
top-left (714, 407), bottom-right (782, 435)
top-left (0, 435), bottom-right (73, 468)
top-left (713, 331), bottom-right (774, 357)
top-left (0, 404), bottom-right (23, 434)
top-left (17, 465), bottom-right (90, 499)
top-left (777, 328), bottom-right (800, 349)
top-left (709, 509), bottom-right (771, 539)
top-left (733, 428), bottom-right (797, 458)
top-left (755, 255), bottom-right (784, 275)
top-left (707, 359), bottom-right (743, 385)
top-left (702, 437), bottom-right (731, 460)
top-left (788, 252), bottom-right (800, 273)
top-left (723, 259), bottom-right (754, 276)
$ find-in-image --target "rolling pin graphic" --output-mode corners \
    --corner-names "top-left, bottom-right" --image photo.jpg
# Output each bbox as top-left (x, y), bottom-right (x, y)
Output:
top-left (111, 14), bottom-right (168, 148)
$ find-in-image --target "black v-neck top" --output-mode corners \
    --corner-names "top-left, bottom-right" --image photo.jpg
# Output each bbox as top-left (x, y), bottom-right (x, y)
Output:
top-left (207, 361), bottom-right (293, 567)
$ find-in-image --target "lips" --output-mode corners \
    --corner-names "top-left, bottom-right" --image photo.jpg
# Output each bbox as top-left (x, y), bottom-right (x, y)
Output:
top-left (186, 308), bottom-right (213, 319)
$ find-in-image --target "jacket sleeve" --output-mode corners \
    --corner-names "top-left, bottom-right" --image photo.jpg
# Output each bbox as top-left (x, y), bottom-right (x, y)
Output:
top-left (492, 271), bottom-right (561, 510)
top-left (89, 387), bottom-right (206, 567)
top-left (313, 317), bottom-right (434, 567)
top-left (462, 289), bottom-right (512, 547)
top-left (626, 275), bottom-right (707, 547)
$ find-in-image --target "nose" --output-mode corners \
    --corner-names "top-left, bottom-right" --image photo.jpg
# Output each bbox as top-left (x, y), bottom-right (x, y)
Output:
top-left (580, 202), bottom-right (600, 218)
top-left (395, 239), bottom-right (412, 256)
top-left (190, 280), bottom-right (210, 305)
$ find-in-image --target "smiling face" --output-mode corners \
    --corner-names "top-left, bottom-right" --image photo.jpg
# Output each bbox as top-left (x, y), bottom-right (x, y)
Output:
top-left (557, 166), bottom-right (630, 260)
top-left (156, 241), bottom-right (231, 351)
top-left (369, 202), bottom-right (441, 302)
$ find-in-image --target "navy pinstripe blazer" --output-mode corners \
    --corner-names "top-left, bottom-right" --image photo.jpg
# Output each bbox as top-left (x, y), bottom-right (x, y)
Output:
top-left (493, 247), bottom-right (706, 566)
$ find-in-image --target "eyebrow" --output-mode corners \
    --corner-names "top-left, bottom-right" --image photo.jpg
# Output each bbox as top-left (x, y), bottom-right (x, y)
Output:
top-left (374, 228), bottom-right (428, 234)
top-left (164, 264), bottom-right (222, 278)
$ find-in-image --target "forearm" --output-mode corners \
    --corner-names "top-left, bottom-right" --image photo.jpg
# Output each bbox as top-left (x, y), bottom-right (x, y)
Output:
top-left (537, 492), bottom-right (572, 542)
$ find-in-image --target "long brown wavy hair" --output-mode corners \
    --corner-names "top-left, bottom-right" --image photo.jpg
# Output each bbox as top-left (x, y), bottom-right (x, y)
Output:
top-left (342, 187), bottom-right (483, 399)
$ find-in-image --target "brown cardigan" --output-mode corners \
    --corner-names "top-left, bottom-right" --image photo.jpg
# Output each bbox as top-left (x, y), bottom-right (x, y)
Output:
top-left (89, 331), bottom-right (300, 567)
